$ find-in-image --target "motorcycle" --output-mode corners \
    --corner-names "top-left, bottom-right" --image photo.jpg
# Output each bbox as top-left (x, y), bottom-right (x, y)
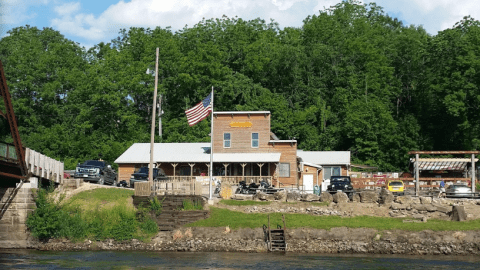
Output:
top-left (214, 179), bottom-right (221, 194)
top-left (235, 180), bottom-right (259, 194)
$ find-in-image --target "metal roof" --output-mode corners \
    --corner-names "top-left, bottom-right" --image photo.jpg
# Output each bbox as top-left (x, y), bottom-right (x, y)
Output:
top-left (214, 111), bottom-right (270, 115)
top-left (114, 143), bottom-right (281, 164)
top-left (297, 150), bottom-right (350, 166)
top-left (301, 162), bottom-right (323, 169)
top-left (410, 158), bottom-right (478, 171)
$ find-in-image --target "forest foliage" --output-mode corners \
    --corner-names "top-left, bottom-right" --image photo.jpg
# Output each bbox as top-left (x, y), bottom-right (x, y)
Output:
top-left (1, 1), bottom-right (480, 171)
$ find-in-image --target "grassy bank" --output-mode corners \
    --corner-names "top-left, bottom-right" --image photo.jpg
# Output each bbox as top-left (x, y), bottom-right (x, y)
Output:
top-left (187, 207), bottom-right (480, 231)
top-left (27, 187), bottom-right (158, 242)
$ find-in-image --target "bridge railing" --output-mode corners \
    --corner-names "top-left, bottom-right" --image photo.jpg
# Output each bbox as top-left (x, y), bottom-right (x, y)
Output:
top-left (25, 148), bottom-right (64, 183)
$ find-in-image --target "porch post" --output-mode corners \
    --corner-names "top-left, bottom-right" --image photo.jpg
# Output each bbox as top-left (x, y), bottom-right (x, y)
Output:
top-left (472, 154), bottom-right (476, 193)
top-left (171, 163), bottom-right (178, 181)
top-left (189, 163), bottom-right (195, 195)
top-left (257, 163), bottom-right (264, 180)
top-left (223, 163), bottom-right (229, 177)
top-left (241, 163), bottom-right (247, 183)
top-left (205, 163), bottom-right (210, 176)
top-left (415, 154), bottom-right (419, 196)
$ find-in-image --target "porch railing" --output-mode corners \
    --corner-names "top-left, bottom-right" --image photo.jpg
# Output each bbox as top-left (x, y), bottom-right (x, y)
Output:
top-left (150, 175), bottom-right (273, 195)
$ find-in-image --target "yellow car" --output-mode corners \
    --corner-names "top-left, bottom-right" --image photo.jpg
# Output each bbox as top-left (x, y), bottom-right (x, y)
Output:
top-left (386, 180), bottom-right (405, 195)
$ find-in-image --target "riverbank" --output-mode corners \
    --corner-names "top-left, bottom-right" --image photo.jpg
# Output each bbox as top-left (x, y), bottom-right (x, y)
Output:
top-left (10, 184), bottom-right (480, 255)
top-left (31, 227), bottom-right (480, 255)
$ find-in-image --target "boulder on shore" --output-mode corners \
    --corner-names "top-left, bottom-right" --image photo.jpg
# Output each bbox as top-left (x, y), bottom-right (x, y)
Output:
top-left (360, 191), bottom-right (378, 203)
top-left (379, 189), bottom-right (394, 205)
top-left (287, 191), bottom-right (301, 202)
top-left (274, 190), bottom-right (287, 202)
top-left (452, 205), bottom-right (467, 221)
top-left (333, 192), bottom-right (349, 203)
top-left (319, 192), bottom-right (333, 203)
top-left (301, 193), bottom-right (320, 202)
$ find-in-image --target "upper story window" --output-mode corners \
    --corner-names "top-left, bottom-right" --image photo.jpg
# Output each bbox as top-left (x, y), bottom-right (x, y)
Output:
top-left (224, 133), bottom-right (231, 148)
top-left (251, 132), bottom-right (259, 148)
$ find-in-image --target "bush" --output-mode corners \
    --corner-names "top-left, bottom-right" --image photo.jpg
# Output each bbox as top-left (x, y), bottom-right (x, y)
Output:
top-left (26, 183), bottom-right (69, 240)
top-left (149, 196), bottom-right (164, 216)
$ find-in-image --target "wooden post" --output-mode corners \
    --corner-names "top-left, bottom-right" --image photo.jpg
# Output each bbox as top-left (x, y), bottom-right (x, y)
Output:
top-left (258, 163), bottom-right (264, 180)
top-left (241, 163), bottom-right (247, 183)
top-left (415, 153), bottom-right (419, 196)
top-left (171, 163), bottom-right (178, 181)
top-left (223, 163), bottom-right (229, 177)
top-left (189, 163), bottom-right (195, 195)
top-left (472, 154), bottom-right (476, 193)
top-left (35, 151), bottom-right (40, 176)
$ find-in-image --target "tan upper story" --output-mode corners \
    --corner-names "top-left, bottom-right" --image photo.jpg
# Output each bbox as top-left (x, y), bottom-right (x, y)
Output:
top-left (212, 111), bottom-right (297, 185)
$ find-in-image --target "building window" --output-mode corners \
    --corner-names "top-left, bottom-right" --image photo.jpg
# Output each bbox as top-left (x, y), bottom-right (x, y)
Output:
top-left (224, 133), bottom-right (231, 148)
top-left (323, 166), bottom-right (341, 180)
top-left (251, 132), bottom-right (259, 148)
top-left (279, 163), bottom-right (290, 177)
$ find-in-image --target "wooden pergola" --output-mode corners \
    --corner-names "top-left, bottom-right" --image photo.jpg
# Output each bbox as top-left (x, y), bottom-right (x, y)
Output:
top-left (408, 151), bottom-right (479, 196)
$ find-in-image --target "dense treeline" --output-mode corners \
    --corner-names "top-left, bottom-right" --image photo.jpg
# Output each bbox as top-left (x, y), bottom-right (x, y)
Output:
top-left (1, 1), bottom-right (480, 170)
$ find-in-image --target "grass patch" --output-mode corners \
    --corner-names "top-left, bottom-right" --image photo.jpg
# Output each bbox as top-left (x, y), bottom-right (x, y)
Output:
top-left (27, 187), bottom-right (157, 242)
top-left (219, 200), bottom-right (272, 206)
top-left (186, 207), bottom-right (480, 231)
top-left (182, 199), bottom-right (203, 210)
top-left (311, 201), bottom-right (330, 207)
top-left (63, 188), bottom-right (134, 212)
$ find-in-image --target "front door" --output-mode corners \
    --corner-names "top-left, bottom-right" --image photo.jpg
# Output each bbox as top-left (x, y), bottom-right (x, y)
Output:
top-left (303, 174), bottom-right (314, 194)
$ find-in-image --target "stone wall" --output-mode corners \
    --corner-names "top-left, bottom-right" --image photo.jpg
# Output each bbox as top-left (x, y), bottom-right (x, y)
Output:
top-left (0, 186), bottom-right (36, 248)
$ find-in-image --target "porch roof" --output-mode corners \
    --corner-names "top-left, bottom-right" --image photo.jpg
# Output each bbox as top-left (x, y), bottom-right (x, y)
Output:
top-left (115, 143), bottom-right (281, 164)
top-left (410, 158), bottom-right (478, 171)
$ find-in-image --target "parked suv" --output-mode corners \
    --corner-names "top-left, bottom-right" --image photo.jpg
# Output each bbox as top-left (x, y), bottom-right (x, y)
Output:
top-left (74, 160), bottom-right (117, 185)
top-left (130, 167), bottom-right (168, 188)
top-left (327, 176), bottom-right (355, 199)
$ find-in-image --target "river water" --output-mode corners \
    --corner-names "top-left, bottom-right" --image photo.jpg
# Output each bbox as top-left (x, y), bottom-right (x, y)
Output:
top-left (1, 250), bottom-right (480, 269)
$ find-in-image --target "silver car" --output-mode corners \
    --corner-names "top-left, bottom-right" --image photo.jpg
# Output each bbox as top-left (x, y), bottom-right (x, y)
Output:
top-left (445, 184), bottom-right (474, 198)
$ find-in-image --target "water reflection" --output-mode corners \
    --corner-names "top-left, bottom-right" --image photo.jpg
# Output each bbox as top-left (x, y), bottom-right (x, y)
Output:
top-left (1, 250), bottom-right (480, 269)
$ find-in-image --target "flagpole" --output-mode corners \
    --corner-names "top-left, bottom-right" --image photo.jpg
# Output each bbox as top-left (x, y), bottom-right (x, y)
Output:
top-left (209, 86), bottom-right (214, 200)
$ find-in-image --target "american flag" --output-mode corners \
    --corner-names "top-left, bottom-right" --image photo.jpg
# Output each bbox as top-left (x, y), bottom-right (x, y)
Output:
top-left (185, 93), bottom-right (212, 126)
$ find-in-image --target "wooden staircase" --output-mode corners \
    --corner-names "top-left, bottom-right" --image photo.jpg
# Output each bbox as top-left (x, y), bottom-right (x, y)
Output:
top-left (264, 214), bottom-right (287, 252)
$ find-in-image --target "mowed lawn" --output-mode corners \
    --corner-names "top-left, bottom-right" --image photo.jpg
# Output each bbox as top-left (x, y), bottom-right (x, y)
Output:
top-left (187, 207), bottom-right (480, 231)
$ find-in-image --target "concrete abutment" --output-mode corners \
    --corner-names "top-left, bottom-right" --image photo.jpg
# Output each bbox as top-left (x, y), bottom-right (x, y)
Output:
top-left (0, 184), bottom-right (37, 248)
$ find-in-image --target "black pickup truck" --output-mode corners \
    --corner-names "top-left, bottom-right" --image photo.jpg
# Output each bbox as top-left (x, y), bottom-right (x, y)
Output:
top-left (130, 167), bottom-right (168, 188)
top-left (74, 160), bottom-right (117, 185)
top-left (327, 176), bottom-right (355, 199)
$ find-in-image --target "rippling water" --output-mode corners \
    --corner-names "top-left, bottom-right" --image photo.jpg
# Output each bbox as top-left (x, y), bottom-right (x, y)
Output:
top-left (1, 250), bottom-right (480, 269)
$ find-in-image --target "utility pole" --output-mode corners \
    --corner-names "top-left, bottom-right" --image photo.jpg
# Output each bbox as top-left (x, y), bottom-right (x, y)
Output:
top-left (149, 48), bottom-right (159, 185)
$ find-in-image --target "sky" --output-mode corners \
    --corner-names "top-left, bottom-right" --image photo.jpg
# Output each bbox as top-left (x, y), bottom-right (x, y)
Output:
top-left (1, 0), bottom-right (479, 49)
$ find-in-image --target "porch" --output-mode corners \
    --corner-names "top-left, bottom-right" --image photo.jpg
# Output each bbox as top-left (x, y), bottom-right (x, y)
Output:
top-left (134, 176), bottom-right (273, 196)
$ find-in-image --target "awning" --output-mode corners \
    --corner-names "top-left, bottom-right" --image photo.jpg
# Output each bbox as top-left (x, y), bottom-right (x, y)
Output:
top-left (410, 158), bottom-right (478, 171)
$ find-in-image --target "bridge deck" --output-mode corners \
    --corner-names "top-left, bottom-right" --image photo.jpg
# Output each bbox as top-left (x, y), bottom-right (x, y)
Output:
top-left (0, 142), bottom-right (64, 184)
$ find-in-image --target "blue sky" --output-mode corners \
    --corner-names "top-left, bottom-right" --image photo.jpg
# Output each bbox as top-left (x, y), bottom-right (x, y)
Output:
top-left (1, 0), bottom-right (478, 49)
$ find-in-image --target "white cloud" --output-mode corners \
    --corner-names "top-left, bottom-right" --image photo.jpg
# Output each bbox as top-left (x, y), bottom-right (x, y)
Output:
top-left (49, 0), bottom-right (336, 43)
top-left (1, 0), bottom-right (49, 25)
top-left (54, 2), bottom-right (81, 16)
top-left (42, 0), bottom-right (480, 45)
